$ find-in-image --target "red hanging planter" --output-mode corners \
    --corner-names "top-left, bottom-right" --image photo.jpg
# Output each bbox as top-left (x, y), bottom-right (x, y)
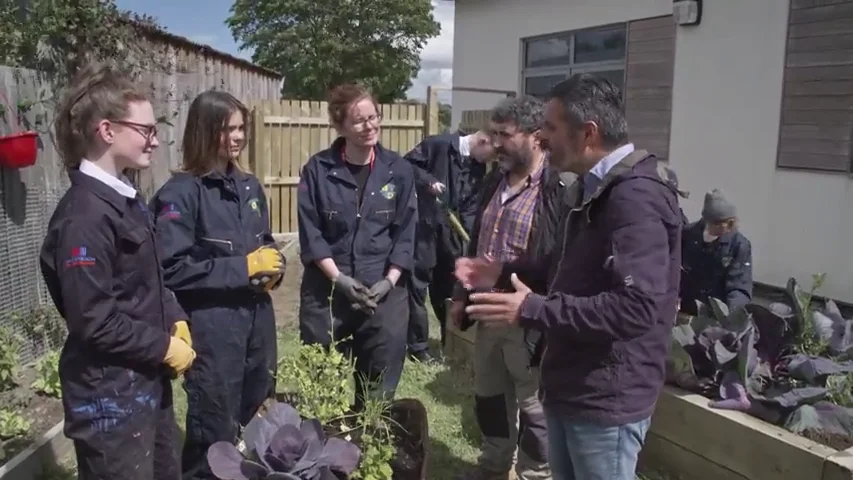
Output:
top-left (0, 131), bottom-right (38, 169)
top-left (0, 92), bottom-right (39, 169)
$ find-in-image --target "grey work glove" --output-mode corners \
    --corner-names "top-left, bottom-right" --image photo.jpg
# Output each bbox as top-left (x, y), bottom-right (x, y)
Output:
top-left (368, 278), bottom-right (394, 303)
top-left (335, 274), bottom-right (377, 312)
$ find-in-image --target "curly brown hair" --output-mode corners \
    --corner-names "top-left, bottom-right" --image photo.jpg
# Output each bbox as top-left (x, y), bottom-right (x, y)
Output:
top-left (327, 84), bottom-right (378, 127)
top-left (54, 63), bottom-right (148, 170)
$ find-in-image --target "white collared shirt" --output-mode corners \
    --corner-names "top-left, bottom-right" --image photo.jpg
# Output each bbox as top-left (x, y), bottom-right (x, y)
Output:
top-left (459, 134), bottom-right (473, 157)
top-left (583, 143), bottom-right (635, 201)
top-left (79, 160), bottom-right (138, 199)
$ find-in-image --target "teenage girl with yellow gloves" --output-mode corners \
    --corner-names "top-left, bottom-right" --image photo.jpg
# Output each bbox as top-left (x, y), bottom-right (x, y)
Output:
top-left (149, 90), bottom-right (284, 479)
top-left (39, 63), bottom-right (195, 480)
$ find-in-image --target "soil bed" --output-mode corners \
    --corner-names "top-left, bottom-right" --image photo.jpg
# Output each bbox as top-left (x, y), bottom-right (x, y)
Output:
top-left (0, 364), bottom-right (64, 463)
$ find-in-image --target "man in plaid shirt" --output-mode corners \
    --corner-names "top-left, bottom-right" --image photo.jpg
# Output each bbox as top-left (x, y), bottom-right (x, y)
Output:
top-left (451, 96), bottom-right (575, 480)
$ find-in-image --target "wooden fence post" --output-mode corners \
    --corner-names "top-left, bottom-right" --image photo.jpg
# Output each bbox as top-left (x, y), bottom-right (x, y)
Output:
top-left (425, 86), bottom-right (440, 136)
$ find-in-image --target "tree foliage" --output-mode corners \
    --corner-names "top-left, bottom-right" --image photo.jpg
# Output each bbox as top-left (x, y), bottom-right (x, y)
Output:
top-left (228, 0), bottom-right (441, 102)
top-left (0, 0), bottom-right (170, 98)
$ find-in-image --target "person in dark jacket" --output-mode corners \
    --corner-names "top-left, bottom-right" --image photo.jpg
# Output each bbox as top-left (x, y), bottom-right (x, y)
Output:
top-left (149, 91), bottom-right (284, 479)
top-left (40, 63), bottom-right (196, 480)
top-left (459, 74), bottom-right (684, 480)
top-left (404, 130), bottom-right (492, 362)
top-left (297, 84), bottom-right (418, 409)
top-left (449, 95), bottom-right (577, 480)
top-left (680, 189), bottom-right (753, 316)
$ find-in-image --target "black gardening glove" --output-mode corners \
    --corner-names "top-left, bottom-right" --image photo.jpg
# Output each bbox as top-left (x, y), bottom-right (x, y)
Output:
top-left (368, 278), bottom-right (394, 303)
top-left (335, 274), bottom-right (377, 312)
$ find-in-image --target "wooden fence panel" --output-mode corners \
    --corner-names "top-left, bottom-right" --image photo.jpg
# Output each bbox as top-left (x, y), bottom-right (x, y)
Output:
top-left (251, 99), bottom-right (434, 233)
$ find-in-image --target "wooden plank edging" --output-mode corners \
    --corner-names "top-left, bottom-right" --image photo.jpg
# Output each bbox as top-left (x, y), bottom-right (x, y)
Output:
top-left (444, 317), bottom-right (853, 479)
top-left (0, 421), bottom-right (71, 479)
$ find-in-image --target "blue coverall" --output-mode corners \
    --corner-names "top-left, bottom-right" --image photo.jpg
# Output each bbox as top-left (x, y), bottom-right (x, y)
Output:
top-left (297, 137), bottom-right (417, 407)
top-left (40, 166), bottom-right (184, 480)
top-left (150, 167), bottom-right (279, 479)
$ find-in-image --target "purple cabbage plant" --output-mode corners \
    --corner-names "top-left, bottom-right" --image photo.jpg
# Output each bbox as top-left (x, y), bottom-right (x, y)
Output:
top-left (666, 277), bottom-right (853, 440)
top-left (207, 401), bottom-right (361, 480)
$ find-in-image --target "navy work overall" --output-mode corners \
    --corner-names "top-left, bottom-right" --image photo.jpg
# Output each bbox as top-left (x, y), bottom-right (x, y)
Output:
top-left (297, 137), bottom-right (417, 406)
top-left (150, 167), bottom-right (279, 479)
top-left (40, 164), bottom-right (183, 480)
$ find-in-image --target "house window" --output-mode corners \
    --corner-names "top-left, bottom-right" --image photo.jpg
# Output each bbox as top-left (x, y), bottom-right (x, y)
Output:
top-left (521, 24), bottom-right (627, 99)
top-left (776, 0), bottom-right (853, 173)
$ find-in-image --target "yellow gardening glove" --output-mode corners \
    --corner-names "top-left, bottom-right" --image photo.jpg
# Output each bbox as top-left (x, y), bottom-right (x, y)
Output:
top-left (171, 320), bottom-right (192, 348)
top-left (163, 336), bottom-right (196, 376)
top-left (263, 273), bottom-right (284, 292)
top-left (246, 246), bottom-right (284, 279)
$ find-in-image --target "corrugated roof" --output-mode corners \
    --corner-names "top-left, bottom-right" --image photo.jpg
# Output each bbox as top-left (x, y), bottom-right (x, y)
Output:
top-left (123, 18), bottom-right (282, 79)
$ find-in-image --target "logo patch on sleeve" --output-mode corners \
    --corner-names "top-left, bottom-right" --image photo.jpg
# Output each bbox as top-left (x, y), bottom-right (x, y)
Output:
top-left (159, 203), bottom-right (181, 220)
top-left (65, 246), bottom-right (96, 268)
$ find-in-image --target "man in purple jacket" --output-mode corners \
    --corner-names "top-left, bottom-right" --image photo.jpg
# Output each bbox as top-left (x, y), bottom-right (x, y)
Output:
top-left (457, 74), bottom-right (684, 480)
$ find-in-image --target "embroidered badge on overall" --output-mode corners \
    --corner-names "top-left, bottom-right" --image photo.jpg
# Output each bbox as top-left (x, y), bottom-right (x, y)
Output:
top-left (66, 246), bottom-right (96, 268)
top-left (380, 183), bottom-right (396, 200)
top-left (249, 198), bottom-right (261, 216)
top-left (159, 203), bottom-right (181, 220)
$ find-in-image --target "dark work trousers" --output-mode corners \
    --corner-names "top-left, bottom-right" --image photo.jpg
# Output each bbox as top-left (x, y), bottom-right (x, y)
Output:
top-left (181, 298), bottom-right (278, 480)
top-left (428, 240), bottom-right (457, 347)
top-left (300, 268), bottom-right (409, 410)
top-left (406, 264), bottom-right (432, 354)
top-left (74, 382), bottom-right (181, 480)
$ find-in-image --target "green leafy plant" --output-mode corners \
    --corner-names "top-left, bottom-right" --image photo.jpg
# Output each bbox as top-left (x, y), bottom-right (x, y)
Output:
top-left (350, 381), bottom-right (397, 480)
top-left (0, 408), bottom-right (30, 440)
top-left (32, 350), bottom-right (62, 398)
top-left (14, 305), bottom-right (65, 352)
top-left (277, 341), bottom-right (353, 424)
top-left (0, 326), bottom-right (21, 391)
top-left (793, 272), bottom-right (828, 356)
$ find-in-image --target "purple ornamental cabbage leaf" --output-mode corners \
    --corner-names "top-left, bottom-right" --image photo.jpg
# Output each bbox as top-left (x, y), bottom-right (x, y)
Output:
top-left (785, 401), bottom-right (853, 438)
top-left (207, 401), bottom-right (362, 480)
top-left (783, 354), bottom-right (853, 383)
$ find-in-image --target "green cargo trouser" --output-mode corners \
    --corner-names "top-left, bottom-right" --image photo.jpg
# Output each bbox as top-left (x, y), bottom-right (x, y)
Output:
top-left (473, 324), bottom-right (551, 480)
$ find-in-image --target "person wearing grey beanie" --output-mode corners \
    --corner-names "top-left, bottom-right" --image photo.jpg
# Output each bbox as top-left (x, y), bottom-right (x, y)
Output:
top-left (679, 189), bottom-right (753, 317)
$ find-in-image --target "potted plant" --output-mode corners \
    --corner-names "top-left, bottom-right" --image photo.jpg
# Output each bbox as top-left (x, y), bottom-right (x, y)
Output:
top-left (0, 94), bottom-right (38, 169)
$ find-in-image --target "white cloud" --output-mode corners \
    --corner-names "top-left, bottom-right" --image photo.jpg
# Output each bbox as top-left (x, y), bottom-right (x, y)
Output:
top-left (407, 0), bottom-right (454, 103)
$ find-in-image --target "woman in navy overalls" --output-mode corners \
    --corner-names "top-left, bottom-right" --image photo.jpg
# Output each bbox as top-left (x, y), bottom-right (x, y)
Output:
top-left (40, 63), bottom-right (195, 480)
top-left (297, 84), bottom-right (418, 409)
top-left (150, 91), bottom-right (284, 479)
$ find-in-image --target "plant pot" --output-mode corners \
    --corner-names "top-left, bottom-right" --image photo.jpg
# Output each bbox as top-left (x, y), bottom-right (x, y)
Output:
top-left (0, 131), bottom-right (38, 169)
top-left (389, 398), bottom-right (428, 480)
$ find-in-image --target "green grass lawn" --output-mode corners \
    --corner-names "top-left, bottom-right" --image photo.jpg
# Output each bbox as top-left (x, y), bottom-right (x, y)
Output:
top-left (41, 318), bottom-right (673, 479)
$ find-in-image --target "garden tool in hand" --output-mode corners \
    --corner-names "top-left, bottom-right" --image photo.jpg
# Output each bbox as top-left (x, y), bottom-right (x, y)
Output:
top-left (435, 198), bottom-right (471, 244)
top-left (335, 273), bottom-right (378, 314)
top-left (247, 246), bottom-right (285, 291)
top-left (163, 336), bottom-right (196, 377)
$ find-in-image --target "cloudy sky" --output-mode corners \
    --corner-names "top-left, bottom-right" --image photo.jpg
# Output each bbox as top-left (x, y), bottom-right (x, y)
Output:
top-left (114, 0), bottom-right (455, 103)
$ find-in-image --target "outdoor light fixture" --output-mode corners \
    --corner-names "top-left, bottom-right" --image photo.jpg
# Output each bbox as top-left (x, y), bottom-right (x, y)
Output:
top-left (673, 0), bottom-right (702, 26)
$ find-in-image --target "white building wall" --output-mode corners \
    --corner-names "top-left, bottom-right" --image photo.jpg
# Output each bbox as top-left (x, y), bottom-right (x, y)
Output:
top-left (453, 0), bottom-right (853, 302)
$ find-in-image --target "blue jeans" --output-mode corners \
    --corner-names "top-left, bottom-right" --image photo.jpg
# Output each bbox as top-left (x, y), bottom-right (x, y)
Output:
top-left (544, 408), bottom-right (651, 480)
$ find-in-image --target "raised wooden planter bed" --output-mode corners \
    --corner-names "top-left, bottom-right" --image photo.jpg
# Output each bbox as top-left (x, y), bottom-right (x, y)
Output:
top-left (0, 421), bottom-right (71, 480)
top-left (443, 309), bottom-right (853, 480)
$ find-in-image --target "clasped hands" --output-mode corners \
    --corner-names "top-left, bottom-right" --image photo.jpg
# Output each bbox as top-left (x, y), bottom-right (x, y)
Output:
top-left (247, 246), bottom-right (286, 292)
top-left (452, 255), bottom-right (532, 327)
top-left (335, 274), bottom-right (394, 315)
